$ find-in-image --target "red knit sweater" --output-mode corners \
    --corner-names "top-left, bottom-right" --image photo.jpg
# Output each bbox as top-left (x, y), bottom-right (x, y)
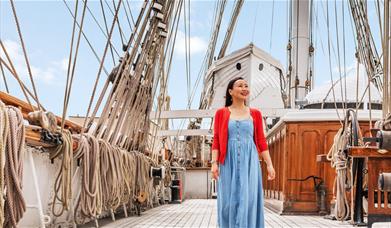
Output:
top-left (211, 107), bottom-right (268, 164)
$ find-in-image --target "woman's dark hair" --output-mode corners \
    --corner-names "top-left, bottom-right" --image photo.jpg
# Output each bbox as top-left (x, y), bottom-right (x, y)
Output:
top-left (225, 77), bottom-right (244, 107)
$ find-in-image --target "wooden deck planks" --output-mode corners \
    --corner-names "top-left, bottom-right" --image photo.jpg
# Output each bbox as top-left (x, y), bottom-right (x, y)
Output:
top-left (100, 199), bottom-right (387, 228)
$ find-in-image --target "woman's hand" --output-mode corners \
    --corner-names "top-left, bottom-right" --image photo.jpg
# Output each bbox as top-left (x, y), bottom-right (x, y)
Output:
top-left (267, 164), bottom-right (275, 180)
top-left (211, 163), bottom-right (219, 180)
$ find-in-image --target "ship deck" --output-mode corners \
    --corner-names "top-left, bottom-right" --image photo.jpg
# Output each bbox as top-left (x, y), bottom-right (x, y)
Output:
top-left (90, 199), bottom-right (386, 228)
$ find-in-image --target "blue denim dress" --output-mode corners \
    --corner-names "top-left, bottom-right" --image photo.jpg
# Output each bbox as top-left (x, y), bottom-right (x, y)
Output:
top-left (217, 119), bottom-right (265, 228)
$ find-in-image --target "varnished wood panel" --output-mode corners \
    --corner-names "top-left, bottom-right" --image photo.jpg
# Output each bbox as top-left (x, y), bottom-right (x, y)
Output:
top-left (264, 121), bottom-right (373, 214)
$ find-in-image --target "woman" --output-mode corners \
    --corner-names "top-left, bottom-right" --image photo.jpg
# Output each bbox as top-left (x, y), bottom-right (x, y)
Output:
top-left (211, 77), bottom-right (275, 228)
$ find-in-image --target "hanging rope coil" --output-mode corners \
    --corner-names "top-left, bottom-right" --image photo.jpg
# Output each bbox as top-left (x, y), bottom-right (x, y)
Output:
top-left (4, 106), bottom-right (26, 228)
top-left (0, 102), bottom-right (9, 227)
top-left (50, 130), bottom-right (73, 217)
top-left (73, 134), bottom-right (102, 224)
top-left (99, 139), bottom-right (122, 211)
top-left (327, 109), bottom-right (363, 221)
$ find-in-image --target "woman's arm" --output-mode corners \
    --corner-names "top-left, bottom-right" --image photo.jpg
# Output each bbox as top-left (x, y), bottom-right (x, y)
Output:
top-left (212, 149), bottom-right (219, 163)
top-left (259, 150), bottom-right (272, 166)
top-left (256, 110), bottom-right (275, 180)
top-left (211, 110), bottom-right (221, 179)
top-left (259, 150), bottom-right (275, 180)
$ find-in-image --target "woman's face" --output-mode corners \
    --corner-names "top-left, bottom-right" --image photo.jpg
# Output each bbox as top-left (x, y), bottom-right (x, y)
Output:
top-left (229, 79), bottom-right (249, 100)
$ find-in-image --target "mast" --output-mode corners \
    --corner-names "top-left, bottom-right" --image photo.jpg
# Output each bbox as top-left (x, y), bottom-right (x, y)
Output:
top-left (288, 0), bottom-right (311, 108)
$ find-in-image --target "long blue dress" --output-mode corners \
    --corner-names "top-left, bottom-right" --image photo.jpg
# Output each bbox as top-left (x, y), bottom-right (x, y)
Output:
top-left (217, 119), bottom-right (265, 228)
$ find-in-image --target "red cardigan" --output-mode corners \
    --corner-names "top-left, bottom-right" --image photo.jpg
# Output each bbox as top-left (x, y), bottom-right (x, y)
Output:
top-left (211, 107), bottom-right (268, 164)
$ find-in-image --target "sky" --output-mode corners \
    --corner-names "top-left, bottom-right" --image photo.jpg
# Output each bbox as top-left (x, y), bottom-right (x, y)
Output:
top-left (0, 0), bottom-right (383, 129)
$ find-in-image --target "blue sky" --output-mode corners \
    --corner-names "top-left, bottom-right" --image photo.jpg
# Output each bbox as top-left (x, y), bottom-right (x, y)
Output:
top-left (0, 1), bottom-right (383, 127)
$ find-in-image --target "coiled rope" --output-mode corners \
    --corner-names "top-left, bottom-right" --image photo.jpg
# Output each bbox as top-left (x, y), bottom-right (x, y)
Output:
top-left (327, 109), bottom-right (362, 221)
top-left (327, 127), bottom-right (350, 221)
top-left (4, 106), bottom-right (26, 227)
top-left (50, 130), bottom-right (73, 217)
top-left (73, 134), bottom-right (102, 224)
top-left (0, 102), bottom-right (9, 227)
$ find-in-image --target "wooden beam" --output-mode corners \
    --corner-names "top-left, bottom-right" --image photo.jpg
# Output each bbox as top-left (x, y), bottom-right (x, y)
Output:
top-left (150, 109), bottom-right (216, 119)
top-left (349, 147), bottom-right (391, 158)
top-left (316, 154), bottom-right (330, 162)
top-left (157, 129), bottom-right (212, 136)
top-left (150, 108), bottom-right (288, 119)
top-left (0, 91), bottom-right (82, 133)
top-left (25, 125), bottom-right (79, 150)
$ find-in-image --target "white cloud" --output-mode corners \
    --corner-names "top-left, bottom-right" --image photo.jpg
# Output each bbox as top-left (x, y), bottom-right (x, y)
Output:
top-left (0, 39), bottom-right (66, 85)
top-left (175, 31), bottom-right (208, 56)
top-left (332, 62), bottom-right (356, 76)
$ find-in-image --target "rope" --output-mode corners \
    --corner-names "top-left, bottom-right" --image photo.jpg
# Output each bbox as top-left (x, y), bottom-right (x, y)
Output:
top-left (0, 61), bottom-right (9, 93)
top-left (269, 0), bottom-right (275, 52)
top-left (50, 130), bottom-right (73, 217)
top-left (10, 0), bottom-right (42, 110)
top-left (72, 133), bottom-right (161, 223)
top-left (73, 134), bottom-right (102, 223)
top-left (99, 0), bottom-right (118, 64)
top-left (0, 42), bottom-right (34, 110)
top-left (62, 0), bottom-right (110, 77)
top-left (325, 1), bottom-right (343, 125)
top-left (334, 0), bottom-right (346, 114)
top-left (0, 102), bottom-right (9, 227)
top-left (82, 0), bottom-right (123, 132)
top-left (61, 0), bottom-right (88, 132)
top-left (4, 106), bottom-right (26, 228)
top-left (327, 109), bottom-right (363, 221)
top-left (327, 127), bottom-right (350, 221)
top-left (99, 139), bottom-right (122, 211)
top-left (217, 0), bottom-right (243, 59)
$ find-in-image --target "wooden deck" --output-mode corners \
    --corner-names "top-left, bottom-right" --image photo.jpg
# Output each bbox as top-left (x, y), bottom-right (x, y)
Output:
top-left (94, 199), bottom-right (391, 228)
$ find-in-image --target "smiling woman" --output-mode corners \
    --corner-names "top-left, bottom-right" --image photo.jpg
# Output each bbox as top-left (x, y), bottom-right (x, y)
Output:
top-left (211, 76), bottom-right (275, 228)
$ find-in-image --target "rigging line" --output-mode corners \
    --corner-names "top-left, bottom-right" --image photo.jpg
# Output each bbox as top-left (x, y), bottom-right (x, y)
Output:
top-left (334, 0), bottom-right (346, 115)
top-left (125, 0), bottom-right (136, 26)
top-left (84, 0), bottom-right (150, 131)
top-left (62, 0), bottom-right (80, 131)
top-left (325, 1), bottom-right (343, 124)
top-left (104, 0), bottom-right (126, 46)
top-left (0, 58), bottom-right (46, 110)
top-left (82, 0), bottom-right (123, 132)
top-left (183, 0), bottom-right (190, 106)
top-left (100, 0), bottom-right (118, 65)
top-left (375, 0), bottom-right (384, 46)
top-left (308, 0), bottom-right (314, 93)
top-left (10, 0), bottom-right (42, 111)
top-left (121, 0), bottom-right (133, 30)
top-left (342, 0), bottom-right (348, 114)
top-left (207, 0), bottom-right (227, 67)
top-left (111, 0), bottom-right (126, 46)
top-left (151, 1), bottom-right (182, 107)
top-left (218, 0), bottom-right (243, 59)
top-left (251, 1), bottom-right (260, 42)
top-left (0, 61), bottom-right (9, 93)
top-left (63, 0), bottom-right (110, 76)
top-left (287, 0), bottom-right (292, 107)
top-left (161, 1), bottom-right (185, 140)
top-left (384, 0), bottom-right (389, 116)
top-left (188, 0), bottom-right (191, 108)
top-left (294, 0), bottom-right (299, 102)
top-left (269, 0), bottom-right (275, 52)
top-left (61, 0), bottom-right (88, 132)
top-left (356, 55), bottom-right (360, 112)
top-left (81, 0), bottom-right (120, 58)
top-left (0, 43), bottom-right (34, 109)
